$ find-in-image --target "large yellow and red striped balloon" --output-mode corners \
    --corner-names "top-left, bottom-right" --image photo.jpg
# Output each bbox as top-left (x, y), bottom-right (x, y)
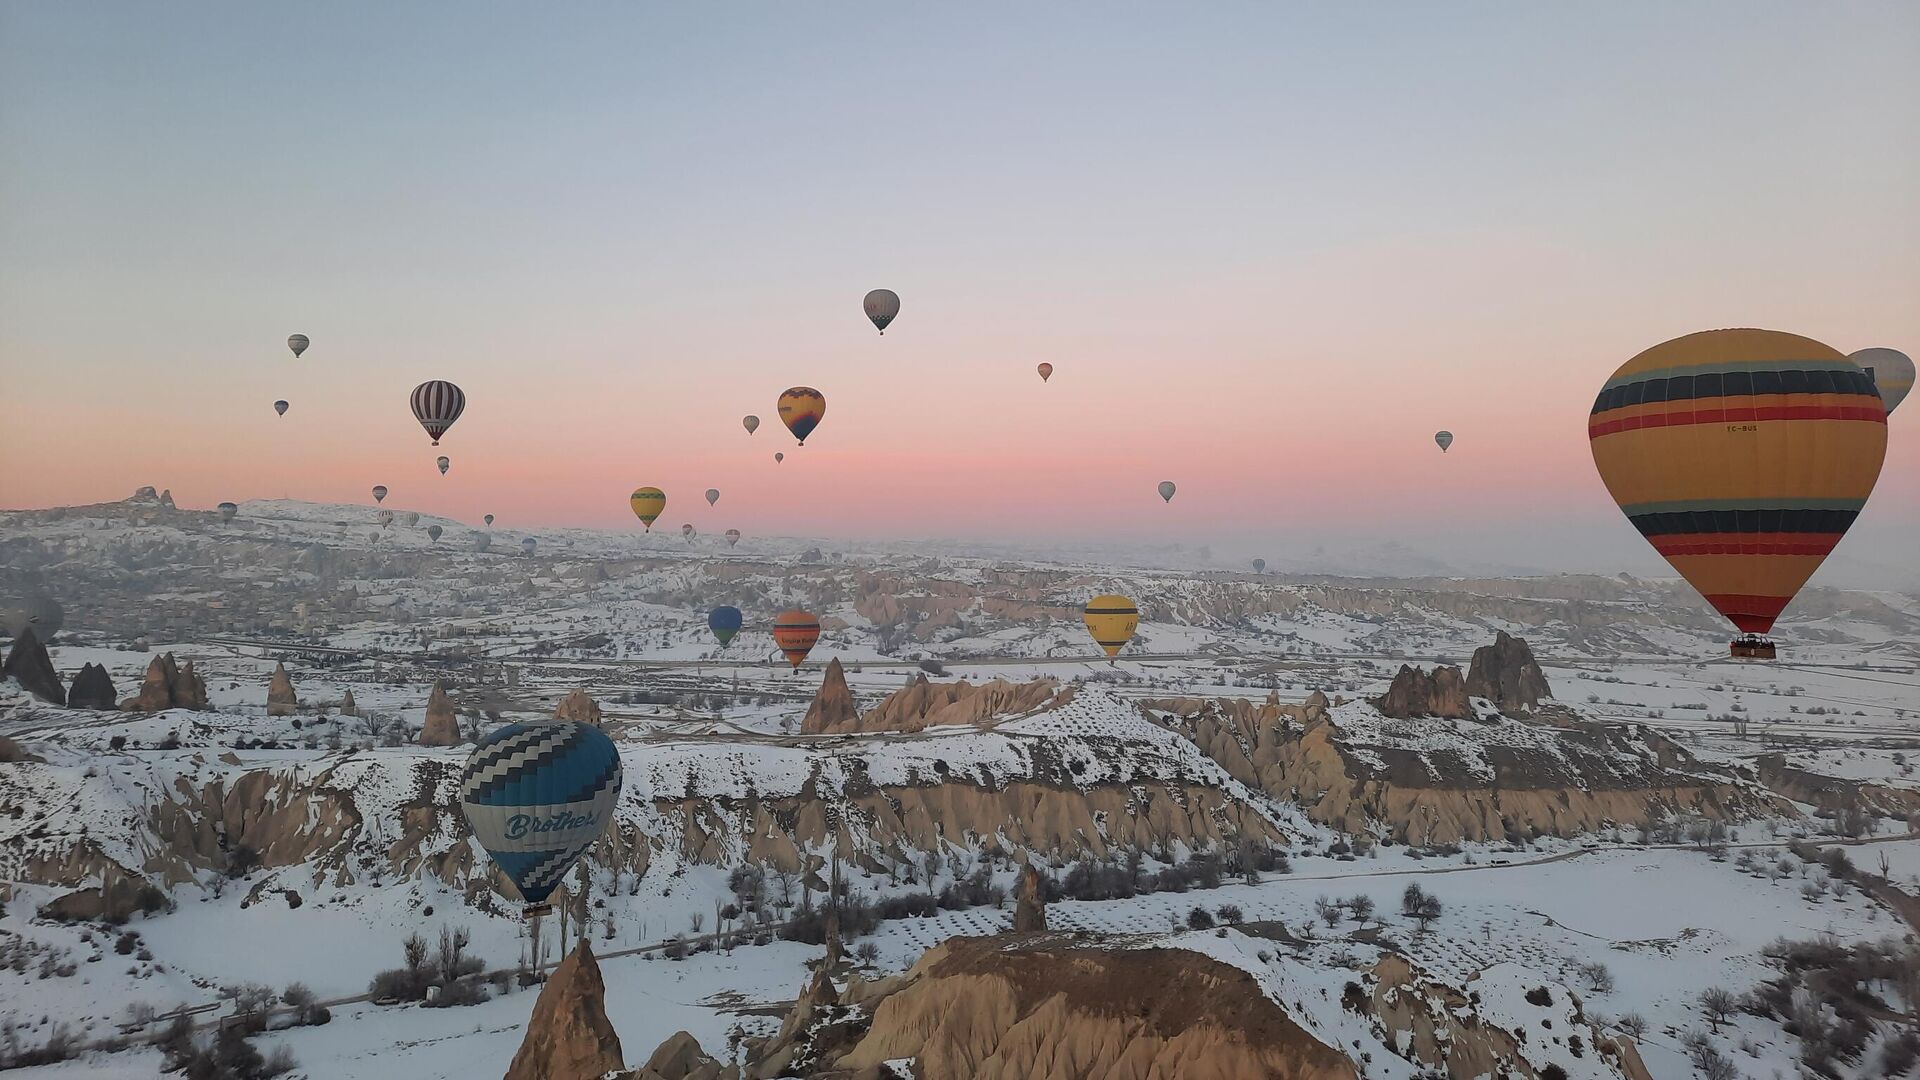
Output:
top-left (771, 610), bottom-right (821, 668)
top-left (629, 487), bottom-right (666, 531)
top-left (778, 387), bottom-right (826, 445)
top-left (1589, 329), bottom-right (1886, 646)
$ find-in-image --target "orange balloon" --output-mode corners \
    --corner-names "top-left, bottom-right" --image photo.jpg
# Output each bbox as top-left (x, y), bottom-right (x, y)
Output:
top-left (771, 610), bottom-right (821, 668)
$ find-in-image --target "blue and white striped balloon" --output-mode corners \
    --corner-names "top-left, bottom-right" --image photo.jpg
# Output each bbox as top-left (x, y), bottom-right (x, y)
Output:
top-left (459, 722), bottom-right (621, 908)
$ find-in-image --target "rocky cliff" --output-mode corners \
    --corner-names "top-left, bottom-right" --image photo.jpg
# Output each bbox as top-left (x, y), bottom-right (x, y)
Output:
top-left (553, 688), bottom-right (603, 725)
top-left (1465, 630), bottom-right (1551, 711)
top-left (807, 672), bottom-right (1061, 736)
top-left (1375, 663), bottom-right (1469, 719)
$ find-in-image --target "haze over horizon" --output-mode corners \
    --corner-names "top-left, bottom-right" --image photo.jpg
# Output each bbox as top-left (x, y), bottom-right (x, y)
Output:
top-left (4, 3), bottom-right (1917, 582)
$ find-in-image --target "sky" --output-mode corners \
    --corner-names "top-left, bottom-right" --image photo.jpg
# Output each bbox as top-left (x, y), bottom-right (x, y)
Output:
top-left (2, 3), bottom-right (1917, 581)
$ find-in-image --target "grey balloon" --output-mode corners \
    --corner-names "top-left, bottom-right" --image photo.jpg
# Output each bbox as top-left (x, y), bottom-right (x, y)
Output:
top-left (427, 524), bottom-right (443, 542)
top-left (521, 537), bottom-right (538, 555)
top-left (3, 595), bottom-right (63, 642)
top-left (1158, 481), bottom-right (1176, 503)
top-left (484, 514), bottom-right (495, 527)
top-left (372, 485), bottom-right (388, 503)
top-left (473, 532), bottom-right (493, 552)
top-left (742, 415), bottom-right (760, 435)
top-left (705, 488), bottom-right (720, 507)
top-left (863, 288), bottom-right (900, 334)
top-left (217, 502), bottom-right (238, 523)
top-left (274, 399), bottom-right (289, 416)
top-left (1851, 347), bottom-right (1914, 416)
top-left (403, 512), bottom-right (421, 527)
top-left (1434, 430), bottom-right (1454, 452)
top-left (287, 334), bottom-right (309, 358)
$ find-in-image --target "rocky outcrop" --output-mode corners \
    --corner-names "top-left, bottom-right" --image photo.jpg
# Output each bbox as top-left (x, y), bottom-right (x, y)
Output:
top-left (266, 662), bottom-right (298, 716)
top-left (504, 940), bottom-right (624, 1080)
top-left (339, 688), bottom-right (359, 717)
top-left (0, 737), bottom-right (44, 764)
top-left (122, 653), bottom-right (208, 712)
top-left (1374, 663), bottom-right (1469, 719)
top-left (1755, 754), bottom-right (1920, 820)
top-left (636, 1031), bottom-right (725, 1080)
top-left (67, 663), bottom-right (116, 710)
top-left (553, 689), bottom-right (602, 725)
top-left (1012, 865), bottom-right (1047, 932)
top-left (800, 658), bottom-right (857, 734)
top-left (419, 680), bottom-right (461, 746)
top-left (3, 629), bottom-right (64, 705)
top-left (1466, 630), bottom-right (1551, 711)
top-left (809, 673), bottom-right (1060, 736)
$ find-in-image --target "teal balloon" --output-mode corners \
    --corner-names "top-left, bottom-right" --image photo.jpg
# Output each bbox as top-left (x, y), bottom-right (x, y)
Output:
top-left (708, 605), bottom-right (743, 646)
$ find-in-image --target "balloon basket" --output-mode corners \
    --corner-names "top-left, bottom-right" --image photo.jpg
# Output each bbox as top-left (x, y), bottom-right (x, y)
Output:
top-left (1730, 636), bottom-right (1776, 661)
top-left (522, 902), bottom-right (553, 920)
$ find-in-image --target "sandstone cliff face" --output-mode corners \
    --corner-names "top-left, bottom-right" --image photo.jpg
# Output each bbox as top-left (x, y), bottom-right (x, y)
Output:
top-left (1754, 754), bottom-right (1920, 820)
top-left (1012, 865), bottom-right (1047, 932)
top-left (1375, 663), bottom-right (1469, 719)
top-left (419, 680), bottom-right (461, 745)
top-left (808, 673), bottom-right (1061, 736)
top-left (121, 653), bottom-right (207, 712)
top-left (2, 629), bottom-right (64, 705)
top-left (1465, 630), bottom-right (1551, 711)
top-left (266, 662), bottom-right (298, 716)
top-left (504, 940), bottom-right (625, 1080)
top-left (67, 663), bottom-right (116, 709)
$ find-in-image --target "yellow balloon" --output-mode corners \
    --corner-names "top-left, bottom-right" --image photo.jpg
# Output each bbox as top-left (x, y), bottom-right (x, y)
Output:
top-left (1082, 595), bottom-right (1139, 658)
top-left (629, 487), bottom-right (666, 531)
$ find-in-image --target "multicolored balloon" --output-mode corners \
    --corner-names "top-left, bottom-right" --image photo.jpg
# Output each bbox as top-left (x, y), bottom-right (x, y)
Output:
top-left (1434, 431), bottom-right (1454, 453)
top-left (410, 380), bottom-right (466, 445)
top-left (1589, 328), bottom-right (1887, 654)
top-left (1083, 595), bottom-right (1139, 658)
top-left (1157, 481), bottom-right (1176, 503)
top-left (708, 606), bottom-right (743, 646)
top-left (705, 488), bottom-right (720, 507)
top-left (287, 334), bottom-right (309, 358)
top-left (376, 509), bottom-right (394, 528)
top-left (403, 512), bottom-right (420, 527)
top-left (437, 456), bottom-right (450, 476)
top-left (459, 721), bottom-right (622, 910)
top-left (1037, 363), bottom-right (1053, 383)
top-left (742, 415), bottom-right (760, 435)
top-left (217, 502), bottom-right (238, 523)
top-left (629, 487), bottom-right (666, 531)
top-left (772, 610), bottom-right (821, 668)
top-left (778, 387), bottom-right (826, 445)
top-left (274, 399), bottom-right (289, 416)
top-left (372, 485), bottom-right (388, 504)
top-left (1851, 347), bottom-right (1914, 416)
top-left (724, 529), bottom-right (741, 548)
top-left (863, 289), bottom-right (899, 334)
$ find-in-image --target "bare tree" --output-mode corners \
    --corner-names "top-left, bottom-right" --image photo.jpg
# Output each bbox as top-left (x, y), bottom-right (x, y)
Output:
top-left (1697, 987), bottom-right (1736, 1031)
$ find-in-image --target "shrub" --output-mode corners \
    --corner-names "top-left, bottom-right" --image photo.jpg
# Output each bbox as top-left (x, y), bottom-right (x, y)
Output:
top-left (1186, 906), bottom-right (1215, 930)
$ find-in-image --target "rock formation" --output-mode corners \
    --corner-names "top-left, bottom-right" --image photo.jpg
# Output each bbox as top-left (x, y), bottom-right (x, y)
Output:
top-left (1012, 864), bottom-right (1047, 932)
top-left (2, 629), bottom-right (65, 704)
top-left (636, 1031), bottom-right (725, 1080)
top-left (806, 672), bottom-right (1060, 736)
top-left (1465, 630), bottom-right (1551, 711)
top-left (124, 653), bottom-right (209, 712)
top-left (339, 688), bottom-right (359, 717)
top-left (553, 689), bottom-right (602, 725)
top-left (67, 663), bottom-right (116, 710)
top-left (1374, 663), bottom-right (1469, 719)
top-left (418, 680), bottom-right (461, 746)
top-left (0, 736), bottom-right (44, 763)
top-left (800, 658), bottom-right (857, 734)
top-left (503, 940), bottom-right (625, 1080)
top-left (266, 662), bottom-right (298, 716)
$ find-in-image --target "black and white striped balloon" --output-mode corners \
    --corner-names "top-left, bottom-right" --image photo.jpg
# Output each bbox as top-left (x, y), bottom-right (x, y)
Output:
top-left (410, 380), bottom-right (466, 445)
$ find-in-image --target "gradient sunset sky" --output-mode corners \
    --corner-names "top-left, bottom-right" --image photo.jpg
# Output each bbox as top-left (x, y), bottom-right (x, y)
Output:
top-left (3, 4), bottom-right (1916, 579)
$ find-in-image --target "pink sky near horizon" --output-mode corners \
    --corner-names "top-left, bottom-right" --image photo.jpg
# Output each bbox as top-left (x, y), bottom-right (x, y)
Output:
top-left (3, 4), bottom-right (1917, 574)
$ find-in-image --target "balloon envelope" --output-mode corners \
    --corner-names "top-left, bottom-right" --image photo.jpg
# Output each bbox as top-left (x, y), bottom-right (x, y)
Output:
top-left (436, 456), bottom-right (450, 475)
top-left (427, 524), bottom-right (443, 541)
top-left (708, 605), bottom-right (743, 646)
top-left (376, 510), bottom-right (394, 527)
top-left (217, 502), bottom-right (238, 523)
top-left (410, 380), bottom-right (466, 445)
top-left (403, 512), bottom-right (421, 527)
top-left (274, 400), bottom-right (289, 416)
top-left (474, 532), bottom-right (492, 552)
top-left (742, 415), bottom-right (760, 435)
top-left (774, 452), bottom-right (784, 464)
top-left (1252, 558), bottom-right (1265, 574)
top-left (772, 610), bottom-right (821, 668)
top-left (863, 289), bottom-right (899, 333)
top-left (1083, 595), bottom-right (1139, 658)
top-left (1589, 328), bottom-right (1887, 644)
top-left (629, 487), bottom-right (666, 530)
top-left (778, 387), bottom-right (826, 445)
top-left (705, 488), bottom-right (720, 507)
top-left (521, 537), bottom-right (538, 554)
top-left (287, 334), bottom-right (309, 358)
top-left (1851, 347), bottom-right (1914, 416)
top-left (1157, 481), bottom-right (1176, 503)
top-left (484, 514), bottom-right (495, 527)
top-left (459, 721), bottom-right (622, 907)
top-left (1037, 363), bottom-right (1053, 382)
top-left (1434, 431), bottom-right (1454, 452)
top-left (681, 523), bottom-right (695, 539)
top-left (725, 529), bottom-right (741, 548)
top-left (372, 485), bottom-right (388, 503)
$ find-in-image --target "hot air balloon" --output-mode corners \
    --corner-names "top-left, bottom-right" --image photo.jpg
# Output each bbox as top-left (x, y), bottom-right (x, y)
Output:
top-left (772, 610), bottom-right (821, 668)
top-left (778, 387), bottom-right (826, 445)
top-left (427, 524), bottom-right (443, 542)
top-left (287, 334), bottom-right (309, 358)
top-left (521, 537), bottom-right (538, 556)
top-left (484, 514), bottom-right (495, 527)
top-left (372, 485), bottom-right (388, 504)
top-left (1157, 481), bottom-right (1176, 503)
top-left (681, 523), bottom-right (696, 540)
top-left (725, 529), bottom-right (741, 548)
top-left (705, 488), bottom-right (720, 507)
top-left (474, 532), bottom-right (493, 552)
top-left (863, 289), bottom-right (899, 334)
top-left (629, 487), bottom-right (666, 531)
top-left (1851, 348), bottom-right (1914, 416)
top-left (3, 595), bottom-right (63, 643)
top-left (410, 380), bottom-right (466, 445)
top-left (274, 399), bottom-right (289, 416)
top-left (1037, 363), bottom-right (1053, 383)
top-left (376, 509), bottom-right (394, 528)
top-left (708, 606), bottom-right (743, 646)
top-left (1589, 328), bottom-right (1887, 659)
top-left (459, 721), bottom-right (622, 914)
top-left (1251, 558), bottom-right (1265, 574)
top-left (403, 511), bottom-right (421, 527)
top-left (1083, 595), bottom-right (1139, 659)
top-left (217, 502), bottom-right (238, 523)
top-left (742, 415), bottom-right (760, 435)
top-left (774, 452), bottom-right (784, 464)
top-left (1434, 431), bottom-right (1454, 453)
top-left (437, 456), bottom-right (450, 476)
